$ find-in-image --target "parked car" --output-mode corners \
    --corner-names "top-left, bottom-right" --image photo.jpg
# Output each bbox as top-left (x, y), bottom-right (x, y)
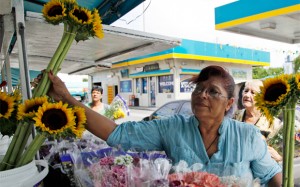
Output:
top-left (143, 100), bottom-right (192, 121)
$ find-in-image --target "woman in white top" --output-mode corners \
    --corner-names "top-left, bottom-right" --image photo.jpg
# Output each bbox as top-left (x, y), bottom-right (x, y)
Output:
top-left (233, 80), bottom-right (283, 162)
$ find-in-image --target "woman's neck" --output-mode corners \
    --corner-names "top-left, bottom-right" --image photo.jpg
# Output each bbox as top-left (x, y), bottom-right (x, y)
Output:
top-left (245, 107), bottom-right (261, 118)
top-left (198, 118), bottom-right (222, 136)
top-left (92, 100), bottom-right (102, 106)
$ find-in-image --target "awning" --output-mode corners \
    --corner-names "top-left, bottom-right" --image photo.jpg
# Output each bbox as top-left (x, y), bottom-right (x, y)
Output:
top-left (180, 68), bottom-right (201, 74)
top-left (5, 14), bottom-right (181, 75)
top-left (0, 68), bottom-right (40, 86)
top-left (215, 0), bottom-right (300, 44)
top-left (129, 69), bottom-right (172, 78)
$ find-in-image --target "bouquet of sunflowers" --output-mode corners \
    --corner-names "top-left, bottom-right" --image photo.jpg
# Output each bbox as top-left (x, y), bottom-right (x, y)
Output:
top-left (255, 55), bottom-right (300, 187)
top-left (0, 91), bottom-right (87, 171)
top-left (0, 0), bottom-right (104, 172)
top-left (104, 95), bottom-right (129, 121)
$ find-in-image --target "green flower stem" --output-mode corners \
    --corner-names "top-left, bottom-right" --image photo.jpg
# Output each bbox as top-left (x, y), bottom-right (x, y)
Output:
top-left (53, 27), bottom-right (77, 75)
top-left (288, 101), bottom-right (296, 187)
top-left (283, 100), bottom-right (296, 187)
top-left (16, 133), bottom-right (46, 167)
top-left (33, 23), bottom-right (70, 97)
top-left (282, 108), bottom-right (289, 187)
top-left (16, 122), bottom-right (33, 162)
top-left (0, 124), bottom-right (21, 171)
top-left (5, 122), bottom-right (31, 170)
top-left (41, 26), bottom-right (77, 96)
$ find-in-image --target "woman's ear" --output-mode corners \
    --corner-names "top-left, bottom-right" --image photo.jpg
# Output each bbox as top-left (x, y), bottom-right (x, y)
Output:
top-left (226, 97), bottom-right (235, 112)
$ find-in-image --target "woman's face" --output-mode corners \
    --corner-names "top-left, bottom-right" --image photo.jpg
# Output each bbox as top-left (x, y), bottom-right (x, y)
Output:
top-left (91, 90), bottom-right (102, 102)
top-left (242, 84), bottom-right (260, 109)
top-left (191, 76), bottom-right (234, 121)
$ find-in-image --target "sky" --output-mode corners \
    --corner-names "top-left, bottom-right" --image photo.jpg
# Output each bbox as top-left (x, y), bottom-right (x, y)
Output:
top-left (111, 0), bottom-right (300, 68)
top-left (59, 0), bottom-right (299, 82)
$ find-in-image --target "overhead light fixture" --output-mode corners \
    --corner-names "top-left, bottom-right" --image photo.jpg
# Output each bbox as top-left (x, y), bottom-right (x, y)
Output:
top-left (260, 22), bottom-right (276, 30)
top-left (294, 31), bottom-right (300, 38)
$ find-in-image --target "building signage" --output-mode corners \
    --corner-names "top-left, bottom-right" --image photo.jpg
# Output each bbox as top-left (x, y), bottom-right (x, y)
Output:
top-left (143, 63), bottom-right (159, 72)
top-left (158, 75), bottom-right (174, 93)
top-left (120, 80), bottom-right (132, 92)
top-left (180, 74), bottom-right (195, 93)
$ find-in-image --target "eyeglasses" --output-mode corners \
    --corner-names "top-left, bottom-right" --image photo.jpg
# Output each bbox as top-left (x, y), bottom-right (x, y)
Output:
top-left (192, 85), bottom-right (228, 99)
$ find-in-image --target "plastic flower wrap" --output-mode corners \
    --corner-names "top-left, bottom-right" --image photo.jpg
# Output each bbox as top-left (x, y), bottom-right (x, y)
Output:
top-left (72, 147), bottom-right (169, 187)
top-left (168, 160), bottom-right (257, 187)
top-left (104, 94), bottom-right (129, 120)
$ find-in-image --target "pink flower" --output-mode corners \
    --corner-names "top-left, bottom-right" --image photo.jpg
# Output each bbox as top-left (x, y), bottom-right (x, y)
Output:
top-left (168, 172), bottom-right (226, 187)
top-left (99, 156), bottom-right (114, 165)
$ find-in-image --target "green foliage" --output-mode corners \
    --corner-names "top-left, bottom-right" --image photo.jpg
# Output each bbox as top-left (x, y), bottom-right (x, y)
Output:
top-left (82, 78), bottom-right (88, 82)
top-left (253, 67), bottom-right (284, 79)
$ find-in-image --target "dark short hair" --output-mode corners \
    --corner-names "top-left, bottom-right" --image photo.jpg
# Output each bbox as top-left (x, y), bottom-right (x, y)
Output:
top-left (191, 65), bottom-right (235, 98)
top-left (91, 86), bottom-right (103, 94)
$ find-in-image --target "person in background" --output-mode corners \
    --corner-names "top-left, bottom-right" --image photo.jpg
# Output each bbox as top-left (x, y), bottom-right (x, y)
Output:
top-left (232, 80), bottom-right (283, 162)
top-left (46, 66), bottom-right (282, 186)
top-left (85, 86), bottom-right (108, 115)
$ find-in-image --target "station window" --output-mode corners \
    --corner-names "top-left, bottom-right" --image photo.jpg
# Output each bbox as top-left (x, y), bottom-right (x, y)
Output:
top-left (142, 78), bottom-right (147, 93)
top-left (158, 75), bottom-right (174, 93)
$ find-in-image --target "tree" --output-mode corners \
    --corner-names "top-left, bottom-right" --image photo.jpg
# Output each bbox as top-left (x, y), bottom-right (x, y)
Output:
top-left (253, 67), bottom-right (283, 79)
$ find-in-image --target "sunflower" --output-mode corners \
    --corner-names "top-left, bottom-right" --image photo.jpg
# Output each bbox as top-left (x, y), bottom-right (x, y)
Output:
top-left (72, 106), bottom-right (86, 138)
top-left (69, 6), bottom-right (93, 25)
top-left (257, 75), bottom-right (291, 106)
top-left (42, 0), bottom-right (67, 25)
top-left (255, 74), bottom-right (293, 124)
top-left (17, 96), bottom-right (48, 120)
top-left (0, 92), bottom-right (16, 119)
top-left (296, 73), bottom-right (300, 91)
top-left (92, 9), bottom-right (104, 39)
top-left (33, 101), bottom-right (75, 135)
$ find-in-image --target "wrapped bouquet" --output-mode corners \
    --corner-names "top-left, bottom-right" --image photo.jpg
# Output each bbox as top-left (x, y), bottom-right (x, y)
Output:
top-left (104, 94), bottom-right (129, 121)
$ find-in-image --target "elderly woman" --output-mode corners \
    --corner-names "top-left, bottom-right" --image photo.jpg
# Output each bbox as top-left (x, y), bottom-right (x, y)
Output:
top-left (233, 80), bottom-right (283, 162)
top-left (47, 65), bottom-right (282, 186)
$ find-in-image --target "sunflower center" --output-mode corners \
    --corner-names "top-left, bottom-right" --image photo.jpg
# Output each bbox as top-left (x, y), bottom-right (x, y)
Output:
top-left (26, 104), bottom-right (42, 113)
top-left (48, 5), bottom-right (63, 17)
top-left (0, 99), bottom-right (8, 115)
top-left (42, 109), bottom-right (67, 130)
top-left (73, 9), bottom-right (88, 22)
top-left (264, 83), bottom-right (287, 102)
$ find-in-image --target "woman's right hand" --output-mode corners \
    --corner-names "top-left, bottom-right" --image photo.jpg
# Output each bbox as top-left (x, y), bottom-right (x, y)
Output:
top-left (268, 146), bottom-right (282, 162)
top-left (48, 71), bottom-right (72, 102)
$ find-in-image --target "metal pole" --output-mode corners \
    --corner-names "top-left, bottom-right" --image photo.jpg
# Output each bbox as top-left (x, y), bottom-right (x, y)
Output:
top-left (13, 0), bottom-right (40, 162)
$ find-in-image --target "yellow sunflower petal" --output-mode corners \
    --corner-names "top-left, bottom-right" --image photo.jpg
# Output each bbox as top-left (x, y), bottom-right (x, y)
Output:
top-left (69, 6), bottom-right (93, 25)
top-left (42, 0), bottom-right (67, 24)
top-left (72, 106), bottom-right (86, 138)
top-left (17, 96), bottom-right (48, 120)
top-left (92, 9), bottom-right (104, 39)
top-left (296, 73), bottom-right (300, 90)
top-left (0, 92), bottom-right (16, 119)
